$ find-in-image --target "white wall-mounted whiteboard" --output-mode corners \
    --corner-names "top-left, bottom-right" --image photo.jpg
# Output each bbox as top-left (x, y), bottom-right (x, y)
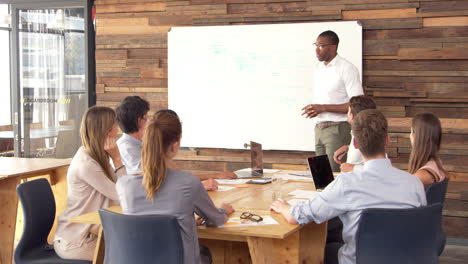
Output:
top-left (169, 21), bottom-right (362, 151)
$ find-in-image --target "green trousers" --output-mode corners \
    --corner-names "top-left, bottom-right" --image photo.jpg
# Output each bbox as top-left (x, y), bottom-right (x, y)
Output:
top-left (314, 122), bottom-right (351, 173)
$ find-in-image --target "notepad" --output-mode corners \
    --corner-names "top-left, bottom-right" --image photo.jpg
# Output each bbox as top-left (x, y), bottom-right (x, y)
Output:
top-left (215, 186), bottom-right (236, 192)
top-left (215, 179), bottom-right (250, 185)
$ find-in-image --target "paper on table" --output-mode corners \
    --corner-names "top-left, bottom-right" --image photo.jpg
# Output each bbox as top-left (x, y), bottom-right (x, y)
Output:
top-left (215, 186), bottom-right (236, 192)
top-left (273, 174), bottom-right (313, 182)
top-left (288, 189), bottom-right (318, 199)
top-left (263, 169), bottom-right (281, 173)
top-left (219, 215), bottom-right (279, 228)
top-left (215, 179), bottom-right (250, 185)
top-left (234, 168), bottom-right (280, 178)
top-left (236, 168), bottom-right (280, 173)
top-left (288, 171), bottom-right (311, 177)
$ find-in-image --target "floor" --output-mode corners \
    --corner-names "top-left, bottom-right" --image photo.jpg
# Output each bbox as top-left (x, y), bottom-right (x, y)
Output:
top-left (440, 238), bottom-right (468, 264)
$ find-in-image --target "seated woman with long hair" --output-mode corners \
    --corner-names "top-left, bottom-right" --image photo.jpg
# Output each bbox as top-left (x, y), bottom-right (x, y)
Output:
top-left (116, 110), bottom-right (234, 264)
top-left (54, 106), bottom-right (126, 260)
top-left (408, 112), bottom-right (447, 188)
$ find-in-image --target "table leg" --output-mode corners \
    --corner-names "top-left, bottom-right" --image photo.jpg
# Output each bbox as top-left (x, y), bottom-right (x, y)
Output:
top-left (48, 167), bottom-right (69, 243)
top-left (93, 227), bottom-right (105, 264)
top-left (199, 239), bottom-right (251, 264)
top-left (247, 222), bottom-right (327, 264)
top-left (0, 177), bottom-right (20, 264)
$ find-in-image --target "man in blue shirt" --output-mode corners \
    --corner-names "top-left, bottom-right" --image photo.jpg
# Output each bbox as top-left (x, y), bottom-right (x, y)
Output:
top-left (271, 109), bottom-right (426, 264)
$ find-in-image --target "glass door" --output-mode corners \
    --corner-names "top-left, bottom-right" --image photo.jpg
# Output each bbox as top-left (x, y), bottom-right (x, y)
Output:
top-left (0, 4), bottom-right (13, 157)
top-left (11, 1), bottom-right (90, 158)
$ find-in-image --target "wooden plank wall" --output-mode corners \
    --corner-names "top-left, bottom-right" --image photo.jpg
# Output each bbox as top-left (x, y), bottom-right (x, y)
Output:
top-left (94, 0), bottom-right (468, 238)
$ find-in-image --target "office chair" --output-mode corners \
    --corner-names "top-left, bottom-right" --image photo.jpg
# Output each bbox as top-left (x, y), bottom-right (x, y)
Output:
top-left (355, 203), bottom-right (442, 264)
top-left (426, 178), bottom-right (448, 205)
top-left (426, 177), bottom-right (449, 256)
top-left (98, 209), bottom-right (184, 264)
top-left (15, 178), bottom-right (91, 264)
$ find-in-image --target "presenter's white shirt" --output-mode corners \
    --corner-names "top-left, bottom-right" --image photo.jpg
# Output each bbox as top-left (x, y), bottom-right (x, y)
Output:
top-left (313, 55), bottom-right (363, 122)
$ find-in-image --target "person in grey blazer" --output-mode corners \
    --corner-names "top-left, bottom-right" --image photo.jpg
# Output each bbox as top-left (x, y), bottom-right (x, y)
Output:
top-left (117, 109), bottom-right (234, 264)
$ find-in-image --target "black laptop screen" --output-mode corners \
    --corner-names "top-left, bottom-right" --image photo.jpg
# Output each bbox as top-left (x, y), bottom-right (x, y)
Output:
top-left (307, 155), bottom-right (335, 189)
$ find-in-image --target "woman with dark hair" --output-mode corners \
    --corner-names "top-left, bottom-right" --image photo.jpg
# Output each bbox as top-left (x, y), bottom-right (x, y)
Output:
top-left (409, 112), bottom-right (447, 188)
top-left (117, 110), bottom-right (234, 264)
top-left (54, 106), bottom-right (125, 260)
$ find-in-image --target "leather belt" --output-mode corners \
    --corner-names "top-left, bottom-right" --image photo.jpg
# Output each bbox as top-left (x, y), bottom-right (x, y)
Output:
top-left (316, 121), bottom-right (346, 129)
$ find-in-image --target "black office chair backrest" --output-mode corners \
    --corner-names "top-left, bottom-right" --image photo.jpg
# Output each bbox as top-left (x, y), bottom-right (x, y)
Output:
top-left (15, 178), bottom-right (91, 264)
top-left (99, 209), bottom-right (184, 264)
top-left (16, 178), bottom-right (56, 254)
top-left (426, 177), bottom-right (448, 205)
top-left (426, 178), bottom-right (449, 256)
top-left (356, 203), bottom-right (442, 264)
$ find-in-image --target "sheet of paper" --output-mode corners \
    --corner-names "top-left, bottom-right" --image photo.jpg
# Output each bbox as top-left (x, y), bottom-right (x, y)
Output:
top-left (273, 174), bottom-right (313, 182)
top-left (215, 179), bottom-right (250, 185)
top-left (215, 186), bottom-right (236, 192)
top-left (263, 169), bottom-right (280, 173)
top-left (234, 169), bottom-right (254, 178)
top-left (288, 189), bottom-right (319, 199)
top-left (235, 168), bottom-right (280, 173)
top-left (219, 215), bottom-right (279, 228)
top-left (236, 168), bottom-right (251, 172)
top-left (234, 168), bottom-right (280, 178)
top-left (288, 171), bottom-right (311, 177)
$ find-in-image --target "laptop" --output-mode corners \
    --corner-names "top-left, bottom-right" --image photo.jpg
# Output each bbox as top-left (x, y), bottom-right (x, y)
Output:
top-left (307, 155), bottom-right (335, 190)
top-left (234, 141), bottom-right (263, 178)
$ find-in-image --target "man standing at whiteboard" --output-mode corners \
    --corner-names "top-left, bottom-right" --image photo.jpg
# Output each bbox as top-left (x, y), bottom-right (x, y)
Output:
top-left (302, 30), bottom-right (363, 172)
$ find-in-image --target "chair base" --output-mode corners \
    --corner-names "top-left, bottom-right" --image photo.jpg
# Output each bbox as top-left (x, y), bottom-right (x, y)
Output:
top-left (16, 246), bottom-right (91, 264)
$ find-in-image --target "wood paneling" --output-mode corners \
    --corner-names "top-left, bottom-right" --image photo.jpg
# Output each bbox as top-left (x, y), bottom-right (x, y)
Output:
top-left (95, 0), bottom-right (468, 239)
top-left (423, 16), bottom-right (468, 27)
top-left (96, 3), bottom-right (166, 13)
top-left (342, 8), bottom-right (417, 19)
top-left (398, 47), bottom-right (468, 60)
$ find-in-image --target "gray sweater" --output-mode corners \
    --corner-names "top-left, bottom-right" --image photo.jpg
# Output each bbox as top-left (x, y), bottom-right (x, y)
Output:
top-left (116, 169), bottom-right (226, 264)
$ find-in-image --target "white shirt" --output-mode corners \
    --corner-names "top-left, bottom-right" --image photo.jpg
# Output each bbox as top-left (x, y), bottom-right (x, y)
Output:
top-left (291, 159), bottom-right (426, 264)
top-left (346, 135), bottom-right (364, 171)
top-left (117, 133), bottom-right (143, 175)
top-left (313, 55), bottom-right (363, 122)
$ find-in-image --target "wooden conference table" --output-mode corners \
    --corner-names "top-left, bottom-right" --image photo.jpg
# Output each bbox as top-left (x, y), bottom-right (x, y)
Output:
top-left (71, 176), bottom-right (327, 264)
top-left (0, 157), bottom-right (71, 264)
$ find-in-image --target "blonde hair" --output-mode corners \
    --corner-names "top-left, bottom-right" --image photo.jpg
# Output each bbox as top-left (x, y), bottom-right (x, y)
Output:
top-left (408, 112), bottom-right (447, 176)
top-left (142, 110), bottom-right (181, 200)
top-left (80, 106), bottom-right (116, 181)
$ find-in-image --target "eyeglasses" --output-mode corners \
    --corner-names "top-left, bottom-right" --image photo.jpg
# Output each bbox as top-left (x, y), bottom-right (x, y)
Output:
top-left (313, 43), bottom-right (334, 50)
top-left (240, 212), bottom-right (263, 222)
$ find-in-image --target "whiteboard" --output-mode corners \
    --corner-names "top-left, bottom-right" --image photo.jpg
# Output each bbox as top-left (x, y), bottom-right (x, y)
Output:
top-left (168, 21), bottom-right (362, 151)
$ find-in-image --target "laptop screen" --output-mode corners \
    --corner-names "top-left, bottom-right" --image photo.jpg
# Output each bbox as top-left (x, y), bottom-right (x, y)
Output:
top-left (307, 155), bottom-right (335, 190)
top-left (250, 141), bottom-right (263, 176)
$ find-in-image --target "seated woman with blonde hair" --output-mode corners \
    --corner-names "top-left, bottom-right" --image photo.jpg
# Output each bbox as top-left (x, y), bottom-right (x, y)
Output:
top-left (409, 112), bottom-right (447, 188)
top-left (117, 109), bottom-right (234, 264)
top-left (54, 106), bottom-right (126, 260)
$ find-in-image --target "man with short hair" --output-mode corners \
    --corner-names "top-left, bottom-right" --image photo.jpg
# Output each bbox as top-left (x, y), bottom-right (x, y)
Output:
top-left (302, 30), bottom-right (363, 172)
top-left (271, 109), bottom-right (426, 264)
top-left (116, 96), bottom-right (236, 191)
top-left (116, 96), bottom-right (150, 175)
